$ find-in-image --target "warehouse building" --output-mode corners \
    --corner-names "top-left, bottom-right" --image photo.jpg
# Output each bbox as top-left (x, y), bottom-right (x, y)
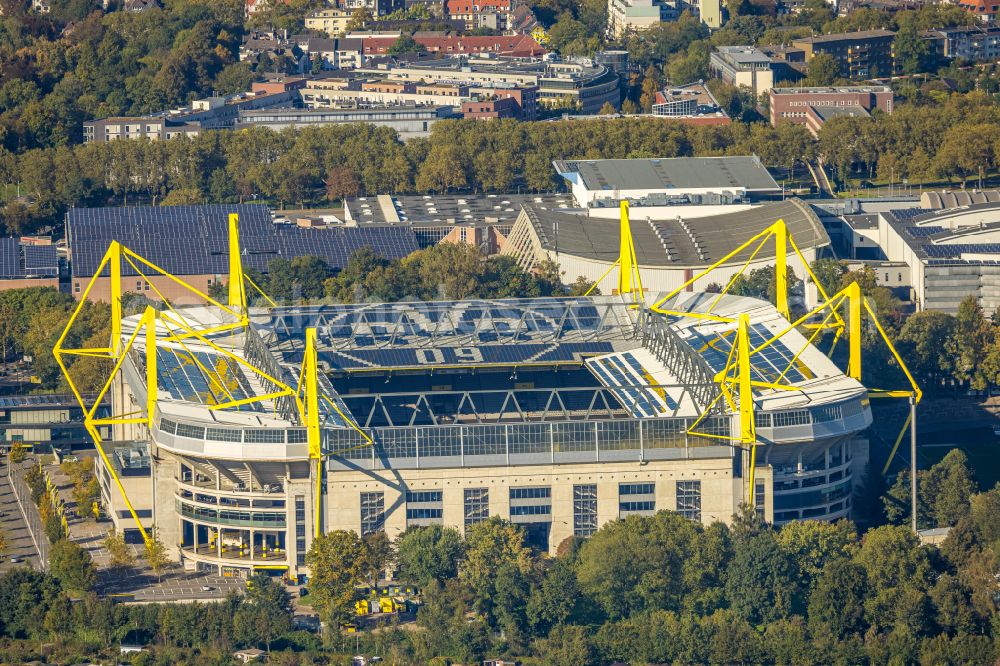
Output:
top-left (554, 156), bottom-right (782, 209)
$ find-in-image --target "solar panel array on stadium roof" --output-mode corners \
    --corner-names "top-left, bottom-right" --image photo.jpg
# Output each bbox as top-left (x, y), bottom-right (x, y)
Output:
top-left (923, 244), bottom-right (1000, 258)
top-left (905, 226), bottom-right (944, 238)
top-left (587, 352), bottom-right (678, 418)
top-left (889, 208), bottom-right (927, 222)
top-left (68, 204), bottom-right (419, 278)
top-left (266, 299), bottom-right (618, 348)
top-left (156, 346), bottom-right (262, 411)
top-left (312, 341), bottom-right (615, 370)
top-left (683, 323), bottom-right (813, 386)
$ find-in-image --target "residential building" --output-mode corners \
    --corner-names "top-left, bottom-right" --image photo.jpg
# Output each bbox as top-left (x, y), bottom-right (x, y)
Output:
top-left (650, 82), bottom-right (730, 126)
top-left (124, 0), bottom-right (160, 10)
top-left (710, 46), bottom-right (775, 96)
top-left (234, 105), bottom-right (460, 138)
top-left (392, 34), bottom-right (546, 57)
top-left (462, 95), bottom-right (520, 119)
top-left (305, 8), bottom-right (354, 36)
top-left (791, 29), bottom-right (896, 79)
top-left (445, 0), bottom-right (513, 30)
top-left (607, 0), bottom-right (678, 39)
top-left (925, 25), bottom-right (1000, 61)
top-left (699, 0), bottom-right (723, 28)
top-left (363, 56), bottom-right (618, 113)
top-left (957, 0), bottom-right (1000, 22)
top-left (769, 86), bottom-right (893, 136)
top-left (82, 90), bottom-right (295, 143)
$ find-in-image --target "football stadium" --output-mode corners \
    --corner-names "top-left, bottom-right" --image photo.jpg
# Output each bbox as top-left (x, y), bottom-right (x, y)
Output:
top-left (55, 206), bottom-right (918, 579)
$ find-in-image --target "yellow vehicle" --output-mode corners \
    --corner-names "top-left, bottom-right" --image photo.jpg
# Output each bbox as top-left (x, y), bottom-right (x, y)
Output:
top-left (379, 597), bottom-right (400, 613)
top-left (341, 623), bottom-right (358, 633)
top-left (355, 599), bottom-right (372, 616)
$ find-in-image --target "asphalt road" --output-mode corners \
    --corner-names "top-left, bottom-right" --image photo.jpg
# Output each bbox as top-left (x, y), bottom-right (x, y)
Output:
top-left (0, 459), bottom-right (42, 571)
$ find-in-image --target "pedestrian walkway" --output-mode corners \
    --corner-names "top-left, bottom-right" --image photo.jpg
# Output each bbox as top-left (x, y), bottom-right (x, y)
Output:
top-left (44, 455), bottom-right (244, 602)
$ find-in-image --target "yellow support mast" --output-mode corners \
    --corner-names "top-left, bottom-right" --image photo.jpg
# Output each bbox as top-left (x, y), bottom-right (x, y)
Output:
top-left (583, 200), bottom-right (645, 303)
top-left (618, 200), bottom-right (644, 304)
top-left (302, 328), bottom-right (323, 538)
top-left (228, 213), bottom-right (248, 312)
top-left (737, 314), bottom-right (759, 505)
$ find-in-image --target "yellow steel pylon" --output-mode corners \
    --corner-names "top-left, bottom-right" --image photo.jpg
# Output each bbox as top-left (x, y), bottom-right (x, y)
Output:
top-left (585, 201), bottom-right (645, 304)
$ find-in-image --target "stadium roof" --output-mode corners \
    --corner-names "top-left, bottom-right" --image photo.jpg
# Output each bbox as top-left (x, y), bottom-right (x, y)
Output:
top-left (67, 204), bottom-right (419, 278)
top-left (345, 193), bottom-right (578, 226)
top-left (0, 237), bottom-right (58, 280)
top-left (516, 198), bottom-right (827, 266)
top-left (882, 202), bottom-right (1000, 264)
top-left (553, 156), bottom-right (781, 193)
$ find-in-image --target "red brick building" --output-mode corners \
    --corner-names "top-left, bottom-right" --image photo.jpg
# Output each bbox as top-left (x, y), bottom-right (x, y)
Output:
top-left (462, 95), bottom-right (520, 120)
top-left (769, 86), bottom-right (893, 136)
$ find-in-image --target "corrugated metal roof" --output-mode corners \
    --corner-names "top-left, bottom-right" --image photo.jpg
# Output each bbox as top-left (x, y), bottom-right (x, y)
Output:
top-left (554, 156), bottom-right (780, 193)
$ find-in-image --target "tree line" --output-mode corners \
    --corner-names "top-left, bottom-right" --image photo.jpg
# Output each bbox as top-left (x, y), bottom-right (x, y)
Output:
top-left (2, 117), bottom-right (817, 235)
top-left (3, 466), bottom-right (994, 665)
top-left (291, 453), bottom-right (1000, 665)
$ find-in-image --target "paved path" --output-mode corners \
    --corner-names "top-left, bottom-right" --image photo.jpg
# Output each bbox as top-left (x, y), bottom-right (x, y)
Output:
top-left (0, 458), bottom-right (42, 571)
top-left (34, 454), bottom-right (245, 602)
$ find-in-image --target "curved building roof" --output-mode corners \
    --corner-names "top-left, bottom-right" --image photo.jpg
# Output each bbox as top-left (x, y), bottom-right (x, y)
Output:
top-left (516, 198), bottom-right (827, 268)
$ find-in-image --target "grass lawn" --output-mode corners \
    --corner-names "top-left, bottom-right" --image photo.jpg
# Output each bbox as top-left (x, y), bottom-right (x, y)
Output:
top-left (920, 426), bottom-right (1000, 490)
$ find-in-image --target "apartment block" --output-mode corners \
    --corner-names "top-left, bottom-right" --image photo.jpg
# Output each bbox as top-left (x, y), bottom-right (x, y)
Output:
top-left (711, 46), bottom-right (775, 96)
top-left (791, 29), bottom-right (896, 79)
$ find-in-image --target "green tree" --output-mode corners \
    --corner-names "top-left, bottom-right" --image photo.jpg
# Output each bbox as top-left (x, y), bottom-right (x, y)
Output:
top-left (144, 529), bottom-right (170, 582)
top-left (395, 524), bottom-right (464, 587)
top-left (894, 18), bottom-right (933, 75)
top-left (897, 311), bottom-right (957, 383)
top-left (775, 519), bottom-right (858, 590)
top-left (415, 143), bottom-right (468, 193)
top-left (103, 528), bottom-right (134, 571)
top-left (949, 294), bottom-right (994, 389)
top-left (807, 559), bottom-right (868, 638)
top-left (361, 531), bottom-right (394, 586)
top-left (576, 511), bottom-right (712, 620)
top-left (923, 449), bottom-right (977, 527)
top-left (461, 516), bottom-right (533, 622)
top-left (805, 53), bottom-right (840, 86)
top-left (48, 540), bottom-right (96, 592)
top-left (345, 7), bottom-right (371, 31)
top-left (234, 573), bottom-right (293, 652)
top-left (725, 530), bottom-right (802, 624)
top-left (388, 34), bottom-right (423, 55)
top-left (534, 624), bottom-right (595, 666)
top-left (306, 530), bottom-right (366, 626)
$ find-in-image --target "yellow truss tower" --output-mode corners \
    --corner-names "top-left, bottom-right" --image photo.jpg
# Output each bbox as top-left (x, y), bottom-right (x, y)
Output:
top-left (585, 200), bottom-right (645, 303)
top-left (650, 220), bottom-right (922, 507)
top-left (52, 213), bottom-right (366, 545)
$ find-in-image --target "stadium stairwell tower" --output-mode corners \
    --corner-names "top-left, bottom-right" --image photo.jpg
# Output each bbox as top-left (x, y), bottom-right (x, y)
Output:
top-left (56, 205), bottom-right (921, 571)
